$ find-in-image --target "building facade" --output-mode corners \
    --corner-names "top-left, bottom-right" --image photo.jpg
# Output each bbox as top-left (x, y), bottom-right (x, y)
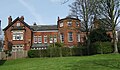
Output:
top-left (3, 16), bottom-right (86, 52)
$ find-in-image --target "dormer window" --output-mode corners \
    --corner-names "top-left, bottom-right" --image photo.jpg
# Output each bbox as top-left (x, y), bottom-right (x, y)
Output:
top-left (67, 21), bottom-right (72, 26)
top-left (17, 23), bottom-right (20, 26)
top-left (60, 21), bottom-right (63, 27)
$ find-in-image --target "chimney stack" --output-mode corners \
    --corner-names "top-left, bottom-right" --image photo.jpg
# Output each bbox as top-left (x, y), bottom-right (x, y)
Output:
top-left (76, 16), bottom-right (78, 19)
top-left (20, 16), bottom-right (24, 21)
top-left (33, 22), bottom-right (37, 26)
top-left (8, 16), bottom-right (12, 24)
top-left (58, 16), bottom-right (60, 21)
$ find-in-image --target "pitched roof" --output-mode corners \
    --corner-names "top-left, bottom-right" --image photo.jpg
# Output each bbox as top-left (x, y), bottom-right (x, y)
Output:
top-left (32, 43), bottom-right (49, 48)
top-left (30, 25), bottom-right (58, 31)
top-left (3, 17), bottom-right (32, 31)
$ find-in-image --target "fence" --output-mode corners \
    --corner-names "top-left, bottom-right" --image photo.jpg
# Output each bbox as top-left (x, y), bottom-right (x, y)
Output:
top-left (0, 51), bottom-right (28, 60)
top-left (0, 52), bottom-right (6, 60)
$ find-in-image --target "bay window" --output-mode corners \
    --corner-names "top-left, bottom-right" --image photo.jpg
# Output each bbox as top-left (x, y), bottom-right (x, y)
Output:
top-left (13, 32), bottom-right (23, 40)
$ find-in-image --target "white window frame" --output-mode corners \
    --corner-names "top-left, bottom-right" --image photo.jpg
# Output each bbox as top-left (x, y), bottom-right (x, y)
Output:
top-left (44, 35), bottom-right (47, 43)
top-left (67, 21), bottom-right (72, 26)
top-left (12, 45), bottom-right (24, 52)
top-left (49, 36), bottom-right (53, 43)
top-left (38, 36), bottom-right (42, 43)
top-left (17, 23), bottom-right (20, 26)
top-left (60, 22), bottom-right (63, 27)
top-left (34, 36), bottom-right (37, 43)
top-left (77, 34), bottom-right (80, 42)
top-left (68, 32), bottom-right (73, 42)
top-left (13, 32), bottom-right (23, 40)
top-left (60, 33), bottom-right (64, 43)
top-left (54, 35), bottom-right (57, 43)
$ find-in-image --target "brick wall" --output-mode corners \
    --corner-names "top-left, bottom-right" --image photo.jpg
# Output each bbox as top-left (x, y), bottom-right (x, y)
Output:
top-left (33, 31), bottom-right (58, 44)
top-left (58, 17), bottom-right (85, 47)
top-left (4, 17), bottom-right (32, 51)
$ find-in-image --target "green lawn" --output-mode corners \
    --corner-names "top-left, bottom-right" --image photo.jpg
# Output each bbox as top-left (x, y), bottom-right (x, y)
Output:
top-left (0, 54), bottom-right (120, 70)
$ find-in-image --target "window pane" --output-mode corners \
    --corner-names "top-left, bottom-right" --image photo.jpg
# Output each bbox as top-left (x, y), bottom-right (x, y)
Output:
top-left (44, 36), bottom-right (47, 43)
top-left (54, 38), bottom-right (57, 42)
top-left (60, 22), bottom-right (63, 27)
top-left (77, 34), bottom-right (80, 42)
top-left (60, 33), bottom-right (64, 43)
top-left (17, 23), bottom-right (20, 26)
top-left (38, 36), bottom-right (42, 43)
top-left (12, 45), bottom-right (24, 52)
top-left (67, 21), bottom-right (72, 26)
top-left (50, 37), bottom-right (53, 43)
top-left (12, 33), bottom-right (23, 40)
top-left (34, 36), bottom-right (37, 43)
top-left (68, 32), bottom-right (73, 42)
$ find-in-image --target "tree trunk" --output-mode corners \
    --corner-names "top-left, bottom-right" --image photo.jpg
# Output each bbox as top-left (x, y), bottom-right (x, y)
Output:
top-left (86, 32), bottom-right (90, 55)
top-left (113, 29), bottom-right (118, 53)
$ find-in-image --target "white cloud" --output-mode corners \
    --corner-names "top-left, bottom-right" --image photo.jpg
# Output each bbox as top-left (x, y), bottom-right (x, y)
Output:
top-left (18, 0), bottom-right (42, 24)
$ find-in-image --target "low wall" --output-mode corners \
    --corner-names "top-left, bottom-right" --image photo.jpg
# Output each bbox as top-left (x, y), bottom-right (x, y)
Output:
top-left (0, 51), bottom-right (28, 60)
top-left (8, 51), bottom-right (28, 60)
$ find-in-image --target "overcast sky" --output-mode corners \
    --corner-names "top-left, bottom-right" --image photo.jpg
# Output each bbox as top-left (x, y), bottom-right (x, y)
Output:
top-left (0, 0), bottom-right (73, 28)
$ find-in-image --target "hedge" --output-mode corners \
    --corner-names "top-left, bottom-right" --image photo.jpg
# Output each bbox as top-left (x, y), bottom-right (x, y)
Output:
top-left (117, 42), bottom-right (120, 53)
top-left (28, 47), bottom-right (87, 58)
top-left (90, 42), bottom-right (113, 54)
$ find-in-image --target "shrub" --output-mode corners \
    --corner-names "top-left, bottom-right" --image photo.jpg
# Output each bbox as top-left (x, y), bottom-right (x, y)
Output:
top-left (71, 47), bottom-right (82, 56)
top-left (48, 47), bottom-right (61, 57)
top-left (40, 49), bottom-right (49, 57)
top-left (28, 50), bottom-right (40, 58)
top-left (49, 42), bottom-right (64, 47)
top-left (61, 47), bottom-right (71, 57)
top-left (91, 42), bottom-right (113, 54)
top-left (28, 47), bottom-right (87, 58)
top-left (117, 42), bottom-right (120, 53)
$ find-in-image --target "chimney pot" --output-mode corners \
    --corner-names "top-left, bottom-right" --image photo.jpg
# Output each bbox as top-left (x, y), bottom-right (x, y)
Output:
top-left (58, 16), bottom-right (60, 21)
top-left (33, 22), bottom-right (37, 25)
top-left (20, 16), bottom-right (24, 21)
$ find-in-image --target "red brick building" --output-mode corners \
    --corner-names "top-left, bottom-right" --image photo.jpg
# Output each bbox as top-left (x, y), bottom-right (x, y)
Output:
top-left (3, 16), bottom-right (86, 51)
top-left (3, 16), bottom-right (32, 51)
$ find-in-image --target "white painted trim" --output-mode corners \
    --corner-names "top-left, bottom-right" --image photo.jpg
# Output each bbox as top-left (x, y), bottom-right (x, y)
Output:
top-left (33, 30), bottom-right (58, 32)
top-left (38, 36), bottom-right (42, 43)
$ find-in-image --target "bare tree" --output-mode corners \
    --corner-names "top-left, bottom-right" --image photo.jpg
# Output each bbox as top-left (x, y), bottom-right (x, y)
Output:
top-left (69, 0), bottom-right (97, 54)
top-left (62, 0), bottom-right (69, 4)
top-left (97, 0), bottom-right (120, 53)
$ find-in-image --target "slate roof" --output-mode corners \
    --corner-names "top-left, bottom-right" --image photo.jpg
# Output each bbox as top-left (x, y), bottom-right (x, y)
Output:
top-left (3, 17), bottom-right (33, 31)
top-left (59, 16), bottom-right (80, 22)
top-left (30, 25), bottom-right (58, 31)
top-left (32, 43), bottom-right (49, 48)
